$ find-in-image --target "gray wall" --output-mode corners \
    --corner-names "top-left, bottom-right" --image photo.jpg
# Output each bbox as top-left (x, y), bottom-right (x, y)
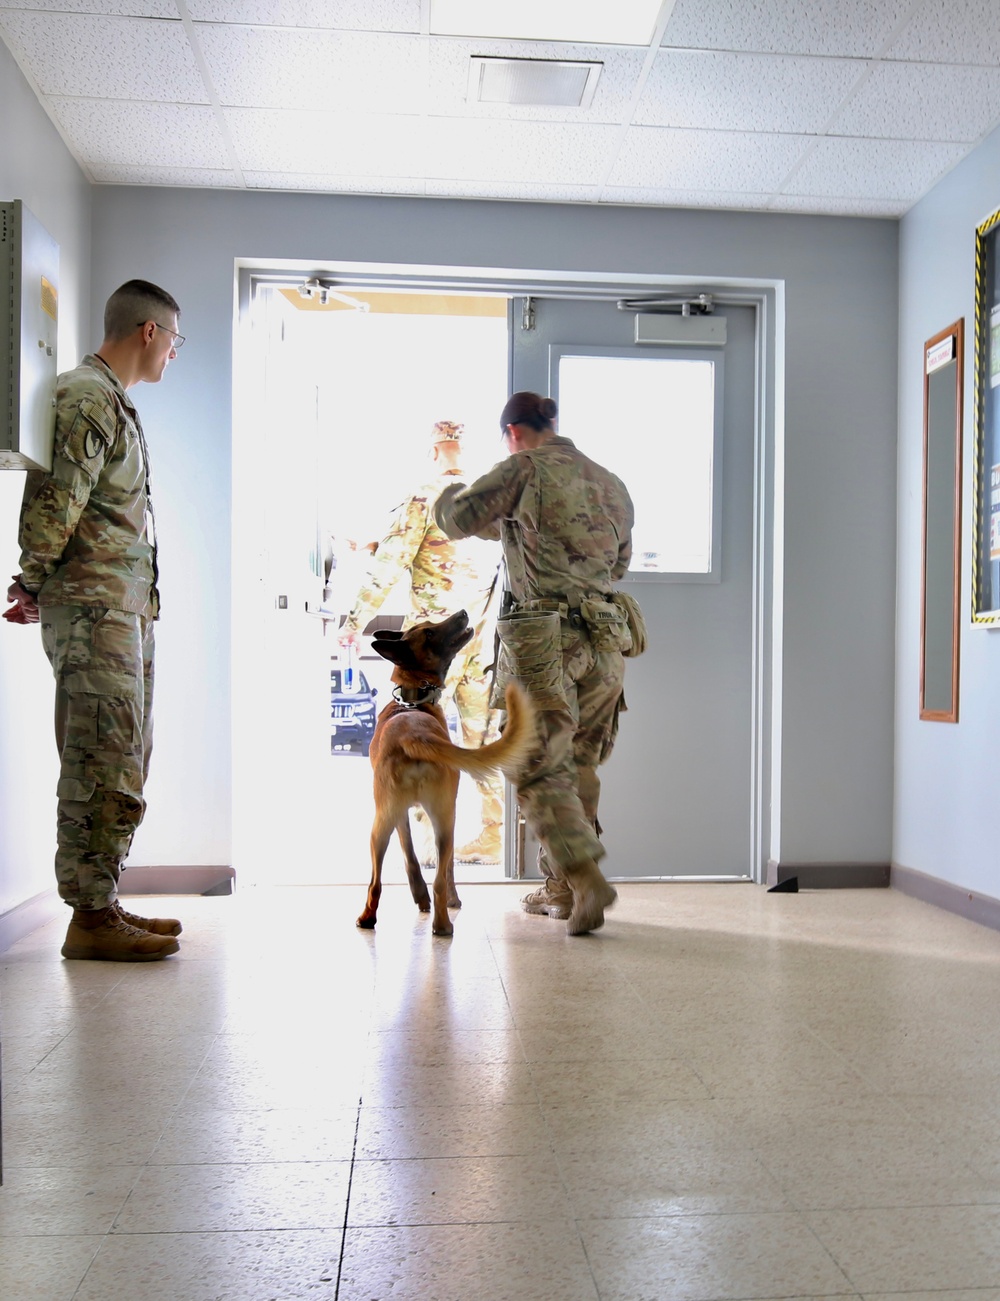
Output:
top-left (895, 123), bottom-right (1000, 899)
top-left (87, 186), bottom-right (900, 879)
top-left (0, 41), bottom-right (91, 914)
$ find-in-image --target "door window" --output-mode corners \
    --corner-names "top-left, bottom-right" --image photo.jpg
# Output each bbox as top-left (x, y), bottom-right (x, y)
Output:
top-left (556, 350), bottom-right (721, 577)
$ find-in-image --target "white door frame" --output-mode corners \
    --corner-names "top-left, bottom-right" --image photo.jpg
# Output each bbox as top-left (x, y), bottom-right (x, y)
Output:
top-left (234, 261), bottom-right (783, 884)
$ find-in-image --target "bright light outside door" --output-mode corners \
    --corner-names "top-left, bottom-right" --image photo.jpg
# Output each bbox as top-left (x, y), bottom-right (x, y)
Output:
top-left (557, 353), bottom-right (718, 575)
top-left (234, 285), bottom-right (509, 887)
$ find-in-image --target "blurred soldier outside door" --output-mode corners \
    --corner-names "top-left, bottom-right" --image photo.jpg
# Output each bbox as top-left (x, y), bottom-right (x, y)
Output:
top-left (338, 420), bottom-right (504, 863)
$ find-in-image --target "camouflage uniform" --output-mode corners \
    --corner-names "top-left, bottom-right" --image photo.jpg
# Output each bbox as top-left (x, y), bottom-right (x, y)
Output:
top-left (343, 469), bottom-right (503, 829)
top-left (17, 355), bottom-right (159, 910)
top-left (435, 435), bottom-right (634, 880)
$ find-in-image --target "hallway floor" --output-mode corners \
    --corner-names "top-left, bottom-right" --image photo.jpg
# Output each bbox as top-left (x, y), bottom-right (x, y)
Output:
top-left (2, 881), bottom-right (1000, 1301)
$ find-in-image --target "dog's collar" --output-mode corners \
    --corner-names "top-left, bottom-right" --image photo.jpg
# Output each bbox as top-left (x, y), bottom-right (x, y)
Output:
top-left (393, 683), bottom-right (443, 708)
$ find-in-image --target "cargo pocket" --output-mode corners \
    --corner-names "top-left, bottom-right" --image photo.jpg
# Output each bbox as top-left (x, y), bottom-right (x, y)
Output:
top-left (63, 667), bottom-right (143, 757)
top-left (495, 610), bottom-right (567, 710)
top-left (580, 598), bottom-right (633, 653)
top-left (56, 774), bottom-right (97, 804)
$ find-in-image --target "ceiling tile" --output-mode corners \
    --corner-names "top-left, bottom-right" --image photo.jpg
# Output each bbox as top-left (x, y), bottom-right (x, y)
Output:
top-left (426, 38), bottom-right (645, 124)
top-left (424, 179), bottom-right (600, 202)
top-left (0, 0), bottom-right (173, 14)
top-left (885, 0), bottom-right (1000, 65)
top-left (601, 186), bottom-right (774, 210)
top-left (423, 118), bottom-right (620, 185)
top-left (662, 0), bottom-right (914, 58)
top-left (635, 48), bottom-right (863, 133)
top-left (830, 60), bottom-right (1000, 143)
top-left (243, 171), bottom-right (424, 194)
top-left (90, 164), bottom-right (242, 186)
top-left (186, 0), bottom-right (420, 30)
top-left (784, 136), bottom-right (968, 201)
top-left (48, 98), bottom-right (231, 168)
top-left (198, 26), bottom-right (427, 111)
top-left (608, 125), bottom-right (811, 191)
top-left (0, 12), bottom-right (206, 101)
top-left (771, 194), bottom-right (905, 216)
top-left (224, 107), bottom-right (427, 174)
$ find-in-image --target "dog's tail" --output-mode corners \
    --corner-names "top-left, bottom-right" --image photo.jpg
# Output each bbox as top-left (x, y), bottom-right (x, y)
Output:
top-left (400, 683), bottom-right (536, 778)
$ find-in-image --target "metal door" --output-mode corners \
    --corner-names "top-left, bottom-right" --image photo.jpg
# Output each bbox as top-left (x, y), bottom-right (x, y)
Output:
top-left (509, 297), bottom-right (758, 880)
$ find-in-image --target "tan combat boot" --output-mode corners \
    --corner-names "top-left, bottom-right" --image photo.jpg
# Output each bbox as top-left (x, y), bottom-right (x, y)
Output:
top-left (61, 906), bottom-right (180, 961)
top-left (113, 900), bottom-right (183, 936)
top-left (456, 822), bottom-right (502, 864)
top-left (520, 878), bottom-right (573, 919)
top-left (564, 860), bottom-right (617, 936)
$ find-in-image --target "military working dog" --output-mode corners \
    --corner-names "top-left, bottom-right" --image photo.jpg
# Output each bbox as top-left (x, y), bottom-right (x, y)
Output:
top-left (357, 609), bottom-right (535, 937)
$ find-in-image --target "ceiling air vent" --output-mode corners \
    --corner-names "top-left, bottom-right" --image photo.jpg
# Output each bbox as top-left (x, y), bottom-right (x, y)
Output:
top-left (468, 57), bottom-right (602, 108)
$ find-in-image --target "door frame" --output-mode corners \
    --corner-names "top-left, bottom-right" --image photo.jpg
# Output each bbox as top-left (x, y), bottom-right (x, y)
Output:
top-left (234, 261), bottom-right (783, 884)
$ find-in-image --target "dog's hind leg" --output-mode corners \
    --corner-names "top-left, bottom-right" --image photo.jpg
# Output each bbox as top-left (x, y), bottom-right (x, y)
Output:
top-left (425, 784), bottom-right (460, 936)
top-left (357, 811), bottom-right (394, 929)
top-left (397, 815), bottom-right (431, 912)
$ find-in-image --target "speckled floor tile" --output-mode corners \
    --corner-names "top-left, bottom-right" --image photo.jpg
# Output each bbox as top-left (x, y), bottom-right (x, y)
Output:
top-left (149, 1105), bottom-right (361, 1164)
top-left (71, 1229), bottom-right (345, 1301)
top-left (338, 1220), bottom-right (601, 1301)
top-left (0, 1166), bottom-right (141, 1236)
top-left (348, 1151), bottom-right (571, 1226)
top-left (354, 1101), bottom-right (551, 1160)
top-left (111, 1161), bottom-right (351, 1234)
top-left (0, 1234), bottom-right (103, 1300)
top-left (580, 1213), bottom-right (855, 1300)
top-left (558, 1142), bottom-right (794, 1217)
top-left (806, 1205), bottom-right (1000, 1293)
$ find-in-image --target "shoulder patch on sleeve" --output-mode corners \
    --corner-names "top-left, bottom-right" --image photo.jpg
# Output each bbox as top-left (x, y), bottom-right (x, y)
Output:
top-left (78, 396), bottom-right (117, 445)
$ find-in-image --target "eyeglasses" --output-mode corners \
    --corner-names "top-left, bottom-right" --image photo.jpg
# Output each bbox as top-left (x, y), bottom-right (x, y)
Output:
top-left (143, 321), bottom-right (185, 349)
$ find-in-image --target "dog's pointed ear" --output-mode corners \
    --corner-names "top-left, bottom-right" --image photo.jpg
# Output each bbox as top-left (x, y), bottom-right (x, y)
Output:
top-left (372, 635), bottom-right (419, 669)
top-left (373, 629), bottom-right (404, 641)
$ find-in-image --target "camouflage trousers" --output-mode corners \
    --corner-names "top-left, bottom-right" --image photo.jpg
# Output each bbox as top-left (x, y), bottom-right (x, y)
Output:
top-left (443, 632), bottom-right (503, 827)
top-left (40, 604), bottom-right (154, 910)
top-left (513, 629), bottom-right (625, 876)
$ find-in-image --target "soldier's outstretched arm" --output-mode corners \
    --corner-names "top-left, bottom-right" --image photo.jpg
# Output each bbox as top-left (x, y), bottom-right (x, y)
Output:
top-left (434, 460), bottom-right (524, 541)
top-left (342, 494), bottom-right (427, 634)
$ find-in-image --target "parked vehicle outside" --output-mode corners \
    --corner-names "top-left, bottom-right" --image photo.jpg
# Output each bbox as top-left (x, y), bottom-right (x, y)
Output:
top-left (331, 665), bottom-right (378, 756)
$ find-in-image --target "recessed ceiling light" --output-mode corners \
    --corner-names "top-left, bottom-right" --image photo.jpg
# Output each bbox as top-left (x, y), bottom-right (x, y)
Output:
top-left (431, 0), bottom-right (663, 46)
top-left (469, 57), bottom-right (602, 107)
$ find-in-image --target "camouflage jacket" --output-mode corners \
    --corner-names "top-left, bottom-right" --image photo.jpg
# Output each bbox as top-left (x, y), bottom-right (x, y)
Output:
top-left (17, 355), bottom-right (160, 618)
top-left (343, 469), bottom-right (498, 634)
top-left (434, 435), bottom-right (634, 604)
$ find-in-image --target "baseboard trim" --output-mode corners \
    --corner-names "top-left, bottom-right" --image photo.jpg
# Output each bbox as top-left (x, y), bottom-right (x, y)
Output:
top-left (0, 888), bottom-right (63, 955)
top-left (118, 865), bottom-right (236, 897)
top-left (891, 862), bottom-right (1000, 933)
top-left (766, 859), bottom-right (891, 889)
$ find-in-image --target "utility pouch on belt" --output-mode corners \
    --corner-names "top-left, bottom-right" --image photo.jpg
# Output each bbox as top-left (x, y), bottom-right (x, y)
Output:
top-left (579, 597), bottom-right (633, 654)
top-left (609, 591), bottom-right (648, 657)
top-left (492, 609), bottom-right (565, 710)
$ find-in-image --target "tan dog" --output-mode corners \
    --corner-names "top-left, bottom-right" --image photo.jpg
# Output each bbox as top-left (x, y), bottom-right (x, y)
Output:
top-left (357, 609), bottom-right (535, 937)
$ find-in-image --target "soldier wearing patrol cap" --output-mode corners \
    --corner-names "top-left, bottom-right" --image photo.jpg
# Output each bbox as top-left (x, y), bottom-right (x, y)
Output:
top-left (4, 279), bottom-right (184, 961)
top-left (339, 419), bottom-right (504, 862)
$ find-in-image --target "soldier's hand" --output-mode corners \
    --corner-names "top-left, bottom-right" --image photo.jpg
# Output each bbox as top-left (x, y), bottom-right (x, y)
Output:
top-left (338, 628), bottom-right (360, 648)
top-left (4, 577), bottom-right (39, 625)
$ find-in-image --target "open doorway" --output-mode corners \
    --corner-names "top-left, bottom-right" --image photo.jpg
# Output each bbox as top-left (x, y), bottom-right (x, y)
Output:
top-left (232, 283), bottom-right (510, 887)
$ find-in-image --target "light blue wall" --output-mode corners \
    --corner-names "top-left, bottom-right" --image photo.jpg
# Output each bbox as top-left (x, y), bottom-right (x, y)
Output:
top-left (895, 124), bottom-right (1000, 898)
top-left (0, 41), bottom-right (91, 915)
top-left (89, 186), bottom-right (900, 877)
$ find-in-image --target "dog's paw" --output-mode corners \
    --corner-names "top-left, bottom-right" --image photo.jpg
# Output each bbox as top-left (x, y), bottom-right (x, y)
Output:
top-left (432, 920), bottom-right (454, 937)
top-left (356, 914), bottom-right (376, 929)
